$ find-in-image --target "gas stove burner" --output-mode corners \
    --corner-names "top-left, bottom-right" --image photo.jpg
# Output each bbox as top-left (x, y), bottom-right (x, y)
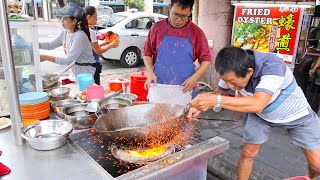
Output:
top-left (111, 144), bottom-right (175, 165)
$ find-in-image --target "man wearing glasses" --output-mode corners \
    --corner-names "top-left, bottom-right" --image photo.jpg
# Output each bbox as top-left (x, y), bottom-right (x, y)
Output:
top-left (143, 0), bottom-right (212, 105)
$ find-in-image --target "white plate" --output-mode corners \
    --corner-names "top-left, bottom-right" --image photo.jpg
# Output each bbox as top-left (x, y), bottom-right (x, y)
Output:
top-left (0, 117), bottom-right (11, 129)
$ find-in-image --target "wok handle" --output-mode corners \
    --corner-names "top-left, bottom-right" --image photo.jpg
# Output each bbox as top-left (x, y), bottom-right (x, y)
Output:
top-left (97, 89), bottom-right (123, 104)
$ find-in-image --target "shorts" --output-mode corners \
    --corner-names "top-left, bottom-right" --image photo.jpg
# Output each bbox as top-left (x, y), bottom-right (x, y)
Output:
top-left (243, 108), bottom-right (320, 150)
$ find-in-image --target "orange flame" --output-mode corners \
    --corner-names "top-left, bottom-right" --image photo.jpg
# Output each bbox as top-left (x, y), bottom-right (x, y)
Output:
top-left (125, 144), bottom-right (167, 157)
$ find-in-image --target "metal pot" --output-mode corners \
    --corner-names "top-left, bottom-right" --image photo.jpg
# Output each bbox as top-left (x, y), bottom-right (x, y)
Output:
top-left (62, 103), bottom-right (97, 129)
top-left (98, 97), bottom-right (132, 111)
top-left (51, 99), bottom-right (81, 118)
top-left (21, 120), bottom-right (73, 151)
top-left (115, 93), bottom-right (138, 103)
top-left (94, 103), bottom-right (187, 150)
top-left (47, 87), bottom-right (70, 101)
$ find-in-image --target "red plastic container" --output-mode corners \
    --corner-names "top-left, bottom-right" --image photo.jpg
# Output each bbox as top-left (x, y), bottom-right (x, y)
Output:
top-left (130, 71), bottom-right (148, 101)
top-left (106, 78), bottom-right (129, 92)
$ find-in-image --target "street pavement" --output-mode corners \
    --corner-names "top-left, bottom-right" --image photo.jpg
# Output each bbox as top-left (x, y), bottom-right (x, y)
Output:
top-left (35, 20), bottom-right (319, 180)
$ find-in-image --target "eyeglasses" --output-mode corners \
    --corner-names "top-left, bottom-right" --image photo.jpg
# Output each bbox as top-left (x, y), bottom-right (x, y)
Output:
top-left (170, 11), bottom-right (191, 20)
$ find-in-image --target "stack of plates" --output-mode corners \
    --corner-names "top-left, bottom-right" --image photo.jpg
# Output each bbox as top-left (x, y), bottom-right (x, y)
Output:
top-left (19, 92), bottom-right (50, 120)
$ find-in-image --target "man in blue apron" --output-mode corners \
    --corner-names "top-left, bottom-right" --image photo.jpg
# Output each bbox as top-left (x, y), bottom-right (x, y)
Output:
top-left (143, 0), bottom-right (212, 105)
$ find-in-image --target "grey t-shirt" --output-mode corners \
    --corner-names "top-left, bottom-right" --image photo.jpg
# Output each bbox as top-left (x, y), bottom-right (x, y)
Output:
top-left (39, 29), bottom-right (96, 77)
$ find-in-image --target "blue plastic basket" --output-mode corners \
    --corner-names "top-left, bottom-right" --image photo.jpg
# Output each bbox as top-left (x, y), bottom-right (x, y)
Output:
top-left (77, 73), bottom-right (93, 91)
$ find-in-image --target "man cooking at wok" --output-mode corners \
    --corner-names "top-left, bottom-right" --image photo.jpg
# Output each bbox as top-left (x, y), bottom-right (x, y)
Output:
top-left (143, 0), bottom-right (212, 105)
top-left (187, 46), bottom-right (320, 180)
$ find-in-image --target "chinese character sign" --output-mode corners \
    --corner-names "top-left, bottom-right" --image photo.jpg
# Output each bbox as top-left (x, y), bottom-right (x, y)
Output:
top-left (232, 5), bottom-right (302, 64)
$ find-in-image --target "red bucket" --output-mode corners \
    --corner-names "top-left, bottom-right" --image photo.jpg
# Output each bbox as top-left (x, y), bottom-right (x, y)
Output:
top-left (130, 71), bottom-right (148, 101)
top-left (106, 78), bottom-right (129, 92)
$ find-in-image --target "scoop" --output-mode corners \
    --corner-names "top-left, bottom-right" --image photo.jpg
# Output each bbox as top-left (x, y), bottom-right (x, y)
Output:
top-left (85, 89), bottom-right (123, 113)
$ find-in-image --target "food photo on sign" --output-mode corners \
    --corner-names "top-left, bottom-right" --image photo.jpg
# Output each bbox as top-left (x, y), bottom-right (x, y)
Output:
top-left (232, 5), bottom-right (302, 64)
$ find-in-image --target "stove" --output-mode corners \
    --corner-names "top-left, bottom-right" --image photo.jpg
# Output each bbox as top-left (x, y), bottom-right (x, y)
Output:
top-left (69, 120), bottom-right (229, 180)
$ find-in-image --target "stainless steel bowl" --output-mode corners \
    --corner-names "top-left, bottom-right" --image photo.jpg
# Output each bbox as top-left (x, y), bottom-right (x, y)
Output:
top-left (115, 93), bottom-right (138, 103)
top-left (51, 99), bottom-right (81, 118)
top-left (21, 120), bottom-right (73, 151)
top-left (99, 97), bottom-right (132, 110)
top-left (47, 87), bottom-right (70, 101)
top-left (62, 103), bottom-right (97, 129)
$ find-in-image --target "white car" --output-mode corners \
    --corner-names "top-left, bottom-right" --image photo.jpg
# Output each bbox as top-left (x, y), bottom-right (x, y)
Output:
top-left (97, 11), bottom-right (167, 68)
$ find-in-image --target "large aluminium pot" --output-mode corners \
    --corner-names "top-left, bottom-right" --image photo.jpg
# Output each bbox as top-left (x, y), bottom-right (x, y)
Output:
top-left (94, 103), bottom-right (187, 150)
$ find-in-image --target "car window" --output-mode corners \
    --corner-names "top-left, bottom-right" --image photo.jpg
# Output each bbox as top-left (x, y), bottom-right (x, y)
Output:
top-left (126, 17), bottom-right (155, 30)
top-left (106, 14), bottom-right (127, 27)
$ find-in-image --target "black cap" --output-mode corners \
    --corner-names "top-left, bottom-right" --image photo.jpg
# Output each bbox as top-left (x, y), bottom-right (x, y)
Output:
top-left (58, 3), bottom-right (84, 19)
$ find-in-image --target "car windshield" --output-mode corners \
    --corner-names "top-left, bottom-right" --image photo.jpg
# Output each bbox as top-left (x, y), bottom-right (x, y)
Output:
top-left (106, 14), bottom-right (127, 27)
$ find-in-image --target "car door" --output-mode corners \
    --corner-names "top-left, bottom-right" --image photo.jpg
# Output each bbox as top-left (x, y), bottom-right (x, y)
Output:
top-left (121, 16), bottom-right (155, 54)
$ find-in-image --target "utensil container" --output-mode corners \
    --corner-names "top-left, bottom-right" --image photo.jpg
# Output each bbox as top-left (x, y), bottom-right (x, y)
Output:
top-left (77, 73), bottom-right (93, 91)
top-left (86, 85), bottom-right (104, 100)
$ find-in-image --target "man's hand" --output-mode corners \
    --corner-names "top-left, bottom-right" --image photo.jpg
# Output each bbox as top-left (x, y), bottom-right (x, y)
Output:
top-left (181, 75), bottom-right (198, 92)
top-left (189, 93), bottom-right (216, 112)
top-left (186, 107), bottom-right (201, 119)
top-left (144, 71), bottom-right (157, 90)
top-left (310, 68), bottom-right (316, 77)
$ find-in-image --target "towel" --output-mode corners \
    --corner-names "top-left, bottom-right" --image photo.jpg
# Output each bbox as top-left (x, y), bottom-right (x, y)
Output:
top-left (0, 151), bottom-right (11, 176)
top-left (61, 78), bottom-right (76, 85)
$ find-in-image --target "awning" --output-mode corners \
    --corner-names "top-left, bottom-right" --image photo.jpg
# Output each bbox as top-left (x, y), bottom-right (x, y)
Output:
top-left (26, 0), bottom-right (42, 3)
top-left (99, 1), bottom-right (124, 6)
top-left (153, 3), bottom-right (168, 7)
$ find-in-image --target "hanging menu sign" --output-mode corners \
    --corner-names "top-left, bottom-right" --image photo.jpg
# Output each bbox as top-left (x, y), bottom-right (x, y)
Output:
top-left (232, 5), bottom-right (302, 64)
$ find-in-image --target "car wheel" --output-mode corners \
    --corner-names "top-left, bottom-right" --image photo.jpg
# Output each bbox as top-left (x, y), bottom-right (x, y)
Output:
top-left (120, 47), bottom-right (141, 68)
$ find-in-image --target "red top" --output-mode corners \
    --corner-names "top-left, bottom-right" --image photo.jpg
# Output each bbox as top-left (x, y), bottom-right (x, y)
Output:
top-left (143, 19), bottom-right (213, 63)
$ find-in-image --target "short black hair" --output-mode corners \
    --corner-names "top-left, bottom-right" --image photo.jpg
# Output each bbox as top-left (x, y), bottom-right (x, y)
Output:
top-left (84, 6), bottom-right (96, 16)
top-left (215, 46), bottom-right (255, 78)
top-left (171, 0), bottom-right (195, 9)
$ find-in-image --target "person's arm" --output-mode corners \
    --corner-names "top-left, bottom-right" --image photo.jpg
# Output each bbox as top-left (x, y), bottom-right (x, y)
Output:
top-left (54, 32), bottom-right (89, 65)
top-left (310, 57), bottom-right (320, 76)
top-left (39, 30), bottom-right (64, 50)
top-left (188, 73), bottom-right (285, 118)
top-left (40, 55), bottom-right (56, 62)
top-left (143, 26), bottom-right (157, 89)
top-left (91, 40), bottom-right (119, 55)
top-left (143, 55), bottom-right (157, 89)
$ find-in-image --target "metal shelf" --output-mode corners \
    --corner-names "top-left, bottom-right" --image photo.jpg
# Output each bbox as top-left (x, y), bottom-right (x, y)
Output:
top-left (306, 52), bottom-right (320, 56)
top-left (0, 110), bottom-right (10, 117)
top-left (0, 64), bottom-right (35, 69)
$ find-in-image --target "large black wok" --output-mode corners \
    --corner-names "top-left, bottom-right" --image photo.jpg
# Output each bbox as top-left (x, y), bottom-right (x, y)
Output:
top-left (94, 103), bottom-right (187, 150)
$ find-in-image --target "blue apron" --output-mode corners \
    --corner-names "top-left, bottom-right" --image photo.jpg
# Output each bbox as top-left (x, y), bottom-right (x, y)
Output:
top-left (154, 23), bottom-right (196, 97)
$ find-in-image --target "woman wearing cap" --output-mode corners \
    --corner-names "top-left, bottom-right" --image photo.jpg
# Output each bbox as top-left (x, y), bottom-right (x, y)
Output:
top-left (84, 6), bottom-right (119, 85)
top-left (39, 3), bottom-right (99, 84)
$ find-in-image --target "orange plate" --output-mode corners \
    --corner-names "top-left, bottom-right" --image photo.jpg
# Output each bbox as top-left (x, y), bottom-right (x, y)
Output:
top-left (22, 119), bottom-right (40, 127)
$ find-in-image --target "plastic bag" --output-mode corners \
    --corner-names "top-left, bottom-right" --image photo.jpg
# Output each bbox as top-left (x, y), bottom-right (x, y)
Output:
top-left (147, 83), bottom-right (191, 106)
